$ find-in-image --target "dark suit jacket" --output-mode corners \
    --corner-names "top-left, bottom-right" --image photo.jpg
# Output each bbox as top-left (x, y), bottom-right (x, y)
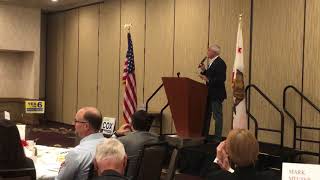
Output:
top-left (92, 170), bottom-right (128, 180)
top-left (201, 56), bottom-right (227, 102)
top-left (205, 163), bottom-right (280, 180)
top-left (118, 131), bottom-right (159, 177)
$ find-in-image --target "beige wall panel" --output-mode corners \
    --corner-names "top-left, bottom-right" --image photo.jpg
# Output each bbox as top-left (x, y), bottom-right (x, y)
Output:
top-left (40, 13), bottom-right (46, 99)
top-left (209, 0), bottom-right (251, 137)
top-left (0, 5), bottom-right (41, 98)
top-left (0, 52), bottom-right (27, 97)
top-left (302, 0), bottom-right (320, 163)
top-left (145, 0), bottom-right (174, 134)
top-left (46, 13), bottom-right (64, 122)
top-left (251, 0), bottom-right (304, 146)
top-left (98, 1), bottom-right (121, 125)
top-left (174, 0), bottom-right (209, 80)
top-left (63, 9), bottom-right (79, 125)
top-left (78, 5), bottom-right (99, 109)
top-left (119, 0), bottom-right (145, 125)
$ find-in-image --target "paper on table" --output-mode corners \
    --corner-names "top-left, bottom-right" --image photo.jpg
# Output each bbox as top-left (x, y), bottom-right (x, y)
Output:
top-left (45, 162), bottom-right (61, 172)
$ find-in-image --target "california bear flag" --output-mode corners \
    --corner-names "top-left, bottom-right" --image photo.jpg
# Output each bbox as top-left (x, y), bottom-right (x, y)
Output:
top-left (232, 15), bottom-right (248, 129)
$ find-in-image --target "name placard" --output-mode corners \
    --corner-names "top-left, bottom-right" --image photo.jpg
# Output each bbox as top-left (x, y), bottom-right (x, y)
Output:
top-left (100, 117), bottom-right (116, 136)
top-left (25, 100), bottom-right (45, 114)
top-left (282, 162), bottom-right (320, 180)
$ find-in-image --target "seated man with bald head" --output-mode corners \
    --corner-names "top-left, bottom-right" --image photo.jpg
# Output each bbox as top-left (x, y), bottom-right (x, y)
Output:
top-left (56, 107), bottom-right (105, 180)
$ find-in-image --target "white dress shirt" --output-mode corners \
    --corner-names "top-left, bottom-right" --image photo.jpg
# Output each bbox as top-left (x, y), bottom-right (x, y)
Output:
top-left (208, 56), bottom-right (219, 68)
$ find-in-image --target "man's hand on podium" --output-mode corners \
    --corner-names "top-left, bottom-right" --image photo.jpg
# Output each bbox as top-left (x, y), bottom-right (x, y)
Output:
top-left (199, 74), bottom-right (209, 83)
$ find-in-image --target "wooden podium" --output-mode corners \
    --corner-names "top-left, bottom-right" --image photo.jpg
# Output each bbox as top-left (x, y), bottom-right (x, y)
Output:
top-left (162, 77), bottom-right (208, 138)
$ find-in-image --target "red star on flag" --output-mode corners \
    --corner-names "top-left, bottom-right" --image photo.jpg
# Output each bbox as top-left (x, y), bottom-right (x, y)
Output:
top-left (238, 47), bottom-right (242, 53)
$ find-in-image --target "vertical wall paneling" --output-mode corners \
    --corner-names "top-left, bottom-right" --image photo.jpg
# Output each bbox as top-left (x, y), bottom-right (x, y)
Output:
top-left (145, 0), bottom-right (174, 133)
top-left (63, 9), bottom-right (79, 124)
top-left (251, 0), bottom-right (304, 145)
top-left (174, 0), bottom-right (209, 80)
top-left (78, 5), bottom-right (99, 109)
top-left (46, 13), bottom-right (64, 122)
top-left (40, 13), bottom-right (47, 99)
top-left (98, 1), bottom-right (121, 125)
top-left (302, 0), bottom-right (320, 163)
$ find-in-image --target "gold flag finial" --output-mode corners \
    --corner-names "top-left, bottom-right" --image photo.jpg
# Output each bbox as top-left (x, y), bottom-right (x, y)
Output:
top-left (239, 14), bottom-right (243, 21)
top-left (124, 23), bottom-right (132, 32)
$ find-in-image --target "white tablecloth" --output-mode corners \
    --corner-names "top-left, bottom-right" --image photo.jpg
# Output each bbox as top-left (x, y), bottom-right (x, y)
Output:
top-left (26, 145), bottom-right (70, 180)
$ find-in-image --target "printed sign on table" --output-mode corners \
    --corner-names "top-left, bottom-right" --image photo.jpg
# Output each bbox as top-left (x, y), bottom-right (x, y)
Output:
top-left (282, 162), bottom-right (320, 180)
top-left (25, 100), bottom-right (45, 113)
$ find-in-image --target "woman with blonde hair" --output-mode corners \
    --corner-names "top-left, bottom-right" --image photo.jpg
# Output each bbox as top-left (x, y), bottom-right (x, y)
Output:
top-left (206, 129), bottom-right (279, 180)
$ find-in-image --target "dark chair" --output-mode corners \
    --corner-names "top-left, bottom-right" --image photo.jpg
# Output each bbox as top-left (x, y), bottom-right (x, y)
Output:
top-left (130, 142), bottom-right (168, 180)
top-left (0, 168), bottom-right (36, 180)
top-left (124, 152), bottom-right (141, 179)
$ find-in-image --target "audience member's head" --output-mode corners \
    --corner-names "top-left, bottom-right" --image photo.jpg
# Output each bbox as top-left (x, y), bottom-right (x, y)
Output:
top-left (226, 129), bottom-right (259, 167)
top-left (74, 107), bottom-right (102, 138)
top-left (94, 138), bottom-right (127, 176)
top-left (0, 119), bottom-right (28, 169)
top-left (131, 110), bottom-right (153, 131)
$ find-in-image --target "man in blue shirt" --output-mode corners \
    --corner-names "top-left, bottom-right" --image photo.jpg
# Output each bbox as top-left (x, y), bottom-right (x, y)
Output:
top-left (56, 107), bottom-right (105, 180)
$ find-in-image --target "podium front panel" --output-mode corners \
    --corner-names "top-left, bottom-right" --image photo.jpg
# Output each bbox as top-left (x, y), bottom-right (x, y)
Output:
top-left (162, 77), bottom-right (207, 137)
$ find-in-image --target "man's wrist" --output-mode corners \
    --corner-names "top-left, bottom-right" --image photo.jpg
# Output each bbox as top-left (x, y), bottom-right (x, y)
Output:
top-left (113, 131), bottom-right (120, 137)
top-left (113, 131), bottom-right (124, 137)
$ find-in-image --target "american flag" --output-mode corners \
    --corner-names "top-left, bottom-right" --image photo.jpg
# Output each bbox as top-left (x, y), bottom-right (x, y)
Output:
top-left (122, 33), bottom-right (137, 123)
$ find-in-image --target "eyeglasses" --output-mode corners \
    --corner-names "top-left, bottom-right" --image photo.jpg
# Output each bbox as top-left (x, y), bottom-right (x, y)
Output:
top-left (74, 120), bottom-right (88, 124)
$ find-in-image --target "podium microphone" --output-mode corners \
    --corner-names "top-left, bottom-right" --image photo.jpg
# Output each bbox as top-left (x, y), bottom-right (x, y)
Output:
top-left (198, 56), bottom-right (207, 68)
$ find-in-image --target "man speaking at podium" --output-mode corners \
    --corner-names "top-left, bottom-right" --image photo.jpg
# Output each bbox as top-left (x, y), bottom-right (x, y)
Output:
top-left (199, 44), bottom-right (227, 142)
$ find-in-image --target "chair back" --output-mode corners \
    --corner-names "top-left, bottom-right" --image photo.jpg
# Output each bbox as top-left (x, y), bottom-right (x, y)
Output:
top-left (0, 168), bottom-right (36, 180)
top-left (125, 154), bottom-right (140, 178)
top-left (132, 142), bottom-right (168, 180)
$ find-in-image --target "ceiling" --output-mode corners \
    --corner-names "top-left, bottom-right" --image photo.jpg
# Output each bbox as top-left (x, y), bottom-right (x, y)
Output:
top-left (0, 0), bottom-right (104, 12)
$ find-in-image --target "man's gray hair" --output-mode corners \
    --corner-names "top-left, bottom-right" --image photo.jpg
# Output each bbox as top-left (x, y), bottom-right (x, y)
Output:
top-left (95, 138), bottom-right (126, 161)
top-left (209, 44), bottom-right (221, 55)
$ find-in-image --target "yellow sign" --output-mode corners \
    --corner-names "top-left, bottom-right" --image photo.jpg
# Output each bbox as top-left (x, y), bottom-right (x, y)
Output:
top-left (25, 101), bottom-right (45, 114)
